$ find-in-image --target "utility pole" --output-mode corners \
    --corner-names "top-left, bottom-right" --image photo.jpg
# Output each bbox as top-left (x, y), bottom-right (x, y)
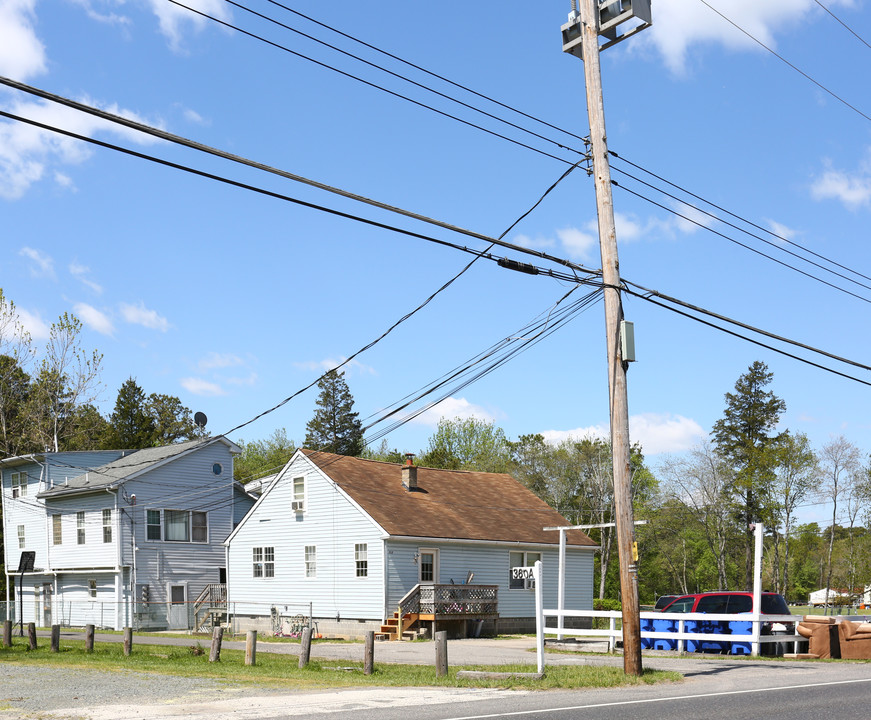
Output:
top-left (561, 0), bottom-right (651, 677)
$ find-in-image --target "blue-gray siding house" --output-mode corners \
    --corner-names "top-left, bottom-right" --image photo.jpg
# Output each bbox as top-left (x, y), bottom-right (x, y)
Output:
top-left (1, 437), bottom-right (253, 631)
top-left (225, 449), bottom-right (597, 638)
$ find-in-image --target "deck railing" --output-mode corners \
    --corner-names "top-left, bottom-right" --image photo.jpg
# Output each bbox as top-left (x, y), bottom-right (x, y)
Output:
top-left (418, 584), bottom-right (498, 617)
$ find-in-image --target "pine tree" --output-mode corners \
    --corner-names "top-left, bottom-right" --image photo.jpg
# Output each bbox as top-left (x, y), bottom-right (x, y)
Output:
top-left (711, 360), bottom-right (785, 589)
top-left (304, 370), bottom-right (364, 456)
top-left (106, 377), bottom-right (156, 449)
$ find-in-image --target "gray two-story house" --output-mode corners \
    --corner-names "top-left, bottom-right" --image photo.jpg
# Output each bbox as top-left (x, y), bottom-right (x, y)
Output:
top-left (1, 437), bottom-right (253, 631)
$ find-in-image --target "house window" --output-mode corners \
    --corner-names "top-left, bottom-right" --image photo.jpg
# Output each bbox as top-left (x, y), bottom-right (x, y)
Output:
top-left (192, 512), bottom-right (207, 543)
top-left (146, 510), bottom-right (162, 540)
top-left (158, 510), bottom-right (209, 543)
top-left (355, 543), bottom-right (368, 578)
top-left (102, 509), bottom-right (112, 543)
top-left (88, 579), bottom-right (97, 598)
top-left (252, 547), bottom-right (273, 577)
top-left (292, 476), bottom-right (305, 512)
top-left (11, 471), bottom-right (26, 498)
top-left (304, 545), bottom-right (316, 578)
top-left (77, 511), bottom-right (86, 545)
top-left (509, 551), bottom-right (541, 590)
top-left (52, 514), bottom-right (62, 545)
top-left (17, 525), bottom-right (25, 549)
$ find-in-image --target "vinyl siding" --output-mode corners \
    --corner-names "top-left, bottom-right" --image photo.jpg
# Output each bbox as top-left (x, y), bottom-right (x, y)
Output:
top-left (227, 454), bottom-right (385, 619)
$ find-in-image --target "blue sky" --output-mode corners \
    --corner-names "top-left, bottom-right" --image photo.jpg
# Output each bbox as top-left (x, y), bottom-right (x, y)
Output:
top-left (1, 1), bottom-right (869, 523)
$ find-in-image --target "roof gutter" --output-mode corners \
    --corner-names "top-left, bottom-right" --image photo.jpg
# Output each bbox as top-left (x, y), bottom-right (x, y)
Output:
top-left (381, 534), bottom-right (599, 551)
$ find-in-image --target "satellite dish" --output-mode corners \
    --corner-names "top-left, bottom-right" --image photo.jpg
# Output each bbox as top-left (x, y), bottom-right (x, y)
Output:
top-left (194, 412), bottom-right (208, 429)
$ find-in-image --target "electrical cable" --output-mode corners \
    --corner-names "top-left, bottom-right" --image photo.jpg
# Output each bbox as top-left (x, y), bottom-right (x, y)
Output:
top-left (812, 0), bottom-right (871, 52)
top-left (697, 0), bottom-right (871, 124)
top-left (220, 0), bottom-right (584, 157)
top-left (165, 0), bottom-right (577, 166)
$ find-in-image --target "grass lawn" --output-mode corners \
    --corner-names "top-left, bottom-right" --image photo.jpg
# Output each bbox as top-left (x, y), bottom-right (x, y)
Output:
top-left (0, 637), bottom-right (681, 691)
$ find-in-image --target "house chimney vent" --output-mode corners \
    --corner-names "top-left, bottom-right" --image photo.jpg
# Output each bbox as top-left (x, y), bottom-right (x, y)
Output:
top-left (402, 454), bottom-right (417, 491)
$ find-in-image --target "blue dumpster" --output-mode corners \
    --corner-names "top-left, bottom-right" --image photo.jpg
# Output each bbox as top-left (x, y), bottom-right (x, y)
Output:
top-left (651, 617), bottom-right (677, 651)
top-left (686, 619), bottom-right (728, 653)
top-left (729, 620), bottom-right (752, 655)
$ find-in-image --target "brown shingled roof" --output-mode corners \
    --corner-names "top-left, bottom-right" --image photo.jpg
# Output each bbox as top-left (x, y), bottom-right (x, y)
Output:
top-left (301, 449), bottom-right (596, 548)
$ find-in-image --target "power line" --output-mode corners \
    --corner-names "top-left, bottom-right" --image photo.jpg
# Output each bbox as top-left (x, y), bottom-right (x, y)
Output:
top-left (165, 0), bottom-right (577, 166)
top-left (813, 0), bottom-right (871, 52)
top-left (697, 0), bottom-right (871, 124)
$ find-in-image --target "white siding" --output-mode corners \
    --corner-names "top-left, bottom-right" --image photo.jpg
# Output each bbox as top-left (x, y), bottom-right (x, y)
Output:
top-left (227, 454), bottom-right (385, 620)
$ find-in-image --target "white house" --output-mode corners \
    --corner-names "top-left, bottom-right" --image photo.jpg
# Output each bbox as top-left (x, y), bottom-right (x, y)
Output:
top-left (225, 449), bottom-right (597, 638)
top-left (1, 437), bottom-right (254, 631)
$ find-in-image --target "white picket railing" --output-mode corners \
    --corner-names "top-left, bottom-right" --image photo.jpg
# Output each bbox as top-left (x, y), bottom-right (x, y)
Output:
top-left (543, 608), bottom-right (803, 656)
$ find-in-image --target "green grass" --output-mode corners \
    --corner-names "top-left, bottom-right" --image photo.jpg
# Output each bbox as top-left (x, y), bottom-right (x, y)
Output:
top-left (0, 638), bottom-right (681, 691)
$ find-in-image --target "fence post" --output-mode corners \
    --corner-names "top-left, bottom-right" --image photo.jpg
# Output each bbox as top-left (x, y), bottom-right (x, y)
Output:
top-left (608, 615), bottom-right (616, 652)
top-left (677, 619), bottom-right (685, 653)
top-left (298, 627), bottom-right (313, 668)
top-left (27, 623), bottom-right (37, 650)
top-left (435, 630), bottom-right (448, 677)
top-left (3, 620), bottom-right (11, 648)
top-left (123, 627), bottom-right (133, 656)
top-left (85, 624), bottom-right (95, 653)
top-left (245, 630), bottom-right (257, 666)
top-left (364, 630), bottom-right (374, 675)
top-left (50, 624), bottom-right (60, 652)
top-left (209, 626), bottom-right (224, 662)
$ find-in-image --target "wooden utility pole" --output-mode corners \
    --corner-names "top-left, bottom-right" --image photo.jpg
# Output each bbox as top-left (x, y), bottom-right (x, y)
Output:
top-left (576, 0), bottom-right (642, 676)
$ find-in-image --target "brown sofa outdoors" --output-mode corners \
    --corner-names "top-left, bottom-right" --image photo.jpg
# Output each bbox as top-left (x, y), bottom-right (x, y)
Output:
top-left (795, 616), bottom-right (871, 659)
top-left (796, 616), bottom-right (839, 658)
top-left (836, 620), bottom-right (871, 660)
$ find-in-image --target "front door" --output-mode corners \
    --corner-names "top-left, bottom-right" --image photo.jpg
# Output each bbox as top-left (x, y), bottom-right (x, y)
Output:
top-left (167, 584), bottom-right (187, 630)
top-left (419, 549), bottom-right (439, 584)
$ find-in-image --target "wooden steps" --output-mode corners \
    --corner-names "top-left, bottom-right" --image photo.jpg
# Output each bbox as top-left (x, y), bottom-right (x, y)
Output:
top-left (378, 611), bottom-right (420, 641)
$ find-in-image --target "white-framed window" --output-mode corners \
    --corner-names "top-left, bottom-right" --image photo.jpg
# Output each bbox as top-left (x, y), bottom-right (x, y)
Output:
top-left (146, 510), bottom-right (208, 543)
top-left (304, 545), bottom-right (316, 578)
top-left (292, 476), bottom-right (305, 512)
top-left (146, 509), bottom-right (162, 540)
top-left (252, 547), bottom-right (274, 578)
top-left (11, 471), bottom-right (26, 498)
top-left (52, 514), bottom-right (62, 545)
top-left (418, 549), bottom-right (438, 583)
top-left (355, 543), bottom-right (368, 578)
top-left (77, 511), bottom-right (86, 545)
top-left (88, 579), bottom-right (97, 598)
top-left (102, 509), bottom-right (112, 543)
top-left (17, 525), bottom-right (25, 549)
top-left (509, 551), bottom-right (541, 590)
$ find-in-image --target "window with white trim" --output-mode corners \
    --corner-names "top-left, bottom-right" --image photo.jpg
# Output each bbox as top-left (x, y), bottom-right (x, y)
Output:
top-left (52, 514), bottom-right (62, 545)
top-left (509, 551), bottom-right (541, 590)
top-left (355, 543), bottom-right (368, 578)
top-left (292, 476), bottom-right (305, 512)
top-left (304, 545), bottom-right (316, 578)
top-left (11, 471), bottom-right (26, 498)
top-left (77, 511), bottom-right (86, 545)
top-left (252, 547), bottom-right (274, 578)
top-left (102, 509), bottom-right (112, 543)
top-left (88, 579), bottom-right (97, 598)
top-left (17, 525), bottom-right (25, 549)
top-left (146, 510), bottom-right (208, 543)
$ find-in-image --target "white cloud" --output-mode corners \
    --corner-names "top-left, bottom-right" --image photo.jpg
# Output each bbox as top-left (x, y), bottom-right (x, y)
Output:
top-left (19, 246), bottom-right (55, 278)
top-left (180, 377), bottom-right (226, 397)
top-left (513, 233), bottom-right (556, 252)
top-left (144, 0), bottom-right (232, 52)
top-left (766, 219), bottom-right (798, 245)
top-left (0, 0), bottom-right (46, 79)
top-left (0, 94), bottom-right (164, 199)
top-left (68, 0), bottom-right (131, 27)
top-left (409, 397), bottom-right (497, 427)
top-left (811, 156), bottom-right (871, 209)
top-left (294, 357), bottom-right (376, 376)
top-left (540, 413), bottom-right (704, 456)
top-left (73, 302), bottom-right (114, 336)
top-left (556, 226), bottom-right (598, 261)
top-left (641, 0), bottom-right (853, 75)
top-left (672, 201), bottom-right (717, 235)
top-left (119, 301), bottom-right (170, 331)
top-left (69, 262), bottom-right (102, 294)
top-left (198, 352), bottom-right (245, 371)
top-left (16, 307), bottom-right (50, 340)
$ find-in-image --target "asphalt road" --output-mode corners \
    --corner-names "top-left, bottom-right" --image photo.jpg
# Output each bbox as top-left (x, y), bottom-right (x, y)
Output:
top-left (3, 633), bottom-right (869, 719)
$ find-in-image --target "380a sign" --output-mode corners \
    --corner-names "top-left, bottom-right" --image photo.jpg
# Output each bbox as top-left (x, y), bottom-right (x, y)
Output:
top-left (511, 566), bottom-right (536, 581)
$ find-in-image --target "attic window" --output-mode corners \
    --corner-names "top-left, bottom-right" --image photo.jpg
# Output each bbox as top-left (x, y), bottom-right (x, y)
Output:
top-left (291, 476), bottom-right (305, 512)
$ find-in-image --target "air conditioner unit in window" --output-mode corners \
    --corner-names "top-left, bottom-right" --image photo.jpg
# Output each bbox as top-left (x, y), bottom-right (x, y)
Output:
top-left (291, 500), bottom-right (304, 512)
